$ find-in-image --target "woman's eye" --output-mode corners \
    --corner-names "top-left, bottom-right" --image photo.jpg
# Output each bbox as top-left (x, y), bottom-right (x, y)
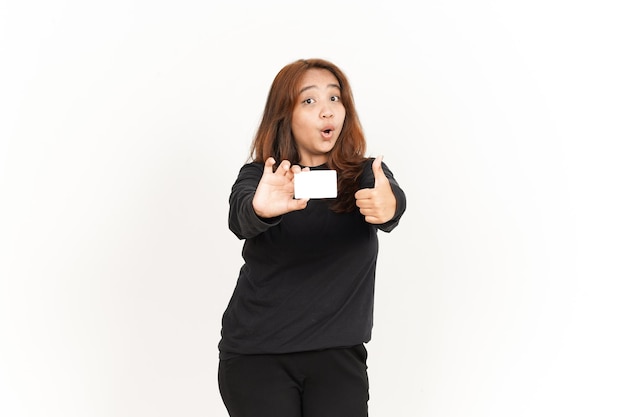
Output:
top-left (303, 98), bottom-right (315, 104)
top-left (330, 95), bottom-right (341, 102)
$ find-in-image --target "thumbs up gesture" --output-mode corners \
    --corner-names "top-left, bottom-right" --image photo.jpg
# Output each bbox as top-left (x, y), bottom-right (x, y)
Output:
top-left (355, 156), bottom-right (397, 224)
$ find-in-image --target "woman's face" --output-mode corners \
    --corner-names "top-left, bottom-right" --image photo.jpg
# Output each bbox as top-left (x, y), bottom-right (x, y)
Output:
top-left (291, 68), bottom-right (346, 167)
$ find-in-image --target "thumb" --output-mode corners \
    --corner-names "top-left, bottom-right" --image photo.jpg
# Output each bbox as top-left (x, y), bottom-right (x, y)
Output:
top-left (373, 155), bottom-right (387, 188)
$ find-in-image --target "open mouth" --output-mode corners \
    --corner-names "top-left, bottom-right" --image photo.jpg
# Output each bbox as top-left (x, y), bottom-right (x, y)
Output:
top-left (321, 128), bottom-right (333, 138)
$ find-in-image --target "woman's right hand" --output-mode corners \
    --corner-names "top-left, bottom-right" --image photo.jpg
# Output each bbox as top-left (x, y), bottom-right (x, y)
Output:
top-left (252, 157), bottom-right (309, 219)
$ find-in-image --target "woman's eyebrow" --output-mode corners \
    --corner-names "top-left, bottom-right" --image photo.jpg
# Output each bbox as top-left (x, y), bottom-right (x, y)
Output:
top-left (298, 83), bottom-right (341, 94)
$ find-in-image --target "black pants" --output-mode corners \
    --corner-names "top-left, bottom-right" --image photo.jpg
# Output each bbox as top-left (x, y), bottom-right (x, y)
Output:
top-left (218, 345), bottom-right (369, 417)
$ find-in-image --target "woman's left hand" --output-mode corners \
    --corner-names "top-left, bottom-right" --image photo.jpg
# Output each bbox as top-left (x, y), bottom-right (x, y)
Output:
top-left (355, 156), bottom-right (397, 224)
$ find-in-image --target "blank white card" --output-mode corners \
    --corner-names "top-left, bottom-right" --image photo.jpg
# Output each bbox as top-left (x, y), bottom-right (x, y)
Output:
top-left (294, 170), bottom-right (337, 199)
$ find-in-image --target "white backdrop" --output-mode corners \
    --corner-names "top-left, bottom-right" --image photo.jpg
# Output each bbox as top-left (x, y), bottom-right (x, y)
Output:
top-left (1, 1), bottom-right (625, 416)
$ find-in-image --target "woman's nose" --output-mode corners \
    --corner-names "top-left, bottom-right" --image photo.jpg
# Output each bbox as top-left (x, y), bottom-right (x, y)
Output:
top-left (321, 106), bottom-right (333, 118)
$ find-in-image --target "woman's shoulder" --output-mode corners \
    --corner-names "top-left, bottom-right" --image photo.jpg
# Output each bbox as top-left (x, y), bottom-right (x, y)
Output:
top-left (358, 157), bottom-right (376, 187)
top-left (360, 157), bottom-right (375, 168)
top-left (242, 160), bottom-right (264, 168)
top-left (239, 160), bottom-right (264, 172)
top-left (360, 156), bottom-right (395, 172)
top-left (234, 160), bottom-right (265, 182)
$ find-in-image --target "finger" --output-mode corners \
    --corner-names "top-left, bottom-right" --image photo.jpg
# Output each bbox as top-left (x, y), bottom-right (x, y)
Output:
top-left (359, 206), bottom-right (378, 221)
top-left (291, 164), bottom-right (303, 174)
top-left (358, 208), bottom-right (376, 216)
top-left (373, 155), bottom-right (387, 188)
top-left (354, 188), bottom-right (373, 201)
top-left (285, 168), bottom-right (295, 181)
top-left (275, 160), bottom-right (291, 175)
top-left (356, 201), bottom-right (376, 212)
top-left (264, 157), bottom-right (276, 174)
top-left (364, 215), bottom-right (384, 225)
top-left (358, 198), bottom-right (379, 210)
top-left (356, 194), bottom-right (373, 206)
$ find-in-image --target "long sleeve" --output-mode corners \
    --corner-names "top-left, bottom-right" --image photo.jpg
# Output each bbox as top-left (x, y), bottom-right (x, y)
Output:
top-left (228, 163), bottom-right (281, 240)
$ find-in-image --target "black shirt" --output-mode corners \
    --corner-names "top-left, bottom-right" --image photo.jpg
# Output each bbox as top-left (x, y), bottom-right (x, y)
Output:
top-left (219, 159), bottom-right (406, 359)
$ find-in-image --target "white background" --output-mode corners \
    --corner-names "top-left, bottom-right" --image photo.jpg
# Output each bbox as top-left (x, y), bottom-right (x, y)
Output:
top-left (1, 1), bottom-right (625, 416)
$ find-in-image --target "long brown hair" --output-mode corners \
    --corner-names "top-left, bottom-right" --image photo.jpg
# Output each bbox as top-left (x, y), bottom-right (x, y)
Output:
top-left (250, 58), bottom-right (367, 213)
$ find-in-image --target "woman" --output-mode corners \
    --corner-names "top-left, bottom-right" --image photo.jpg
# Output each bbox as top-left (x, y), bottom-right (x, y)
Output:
top-left (218, 58), bottom-right (406, 417)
